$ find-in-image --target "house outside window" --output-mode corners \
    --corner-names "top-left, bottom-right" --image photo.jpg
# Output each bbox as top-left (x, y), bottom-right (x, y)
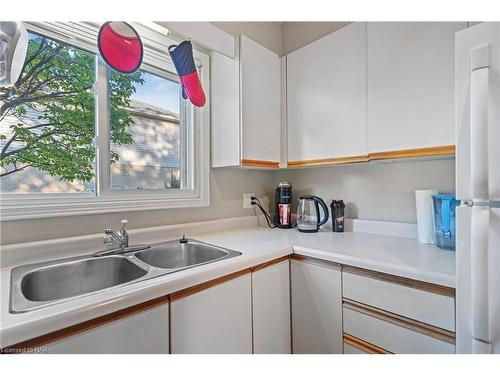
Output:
top-left (0, 22), bottom-right (210, 220)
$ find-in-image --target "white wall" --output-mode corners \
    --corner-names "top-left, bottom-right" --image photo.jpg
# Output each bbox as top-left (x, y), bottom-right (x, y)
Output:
top-left (275, 158), bottom-right (455, 223)
top-left (211, 21), bottom-right (351, 56)
top-left (281, 22), bottom-right (350, 55)
top-left (211, 22), bottom-right (282, 55)
top-left (0, 168), bottom-right (276, 244)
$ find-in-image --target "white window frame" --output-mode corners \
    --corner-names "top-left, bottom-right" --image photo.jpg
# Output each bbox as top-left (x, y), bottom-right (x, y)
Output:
top-left (0, 22), bottom-right (210, 221)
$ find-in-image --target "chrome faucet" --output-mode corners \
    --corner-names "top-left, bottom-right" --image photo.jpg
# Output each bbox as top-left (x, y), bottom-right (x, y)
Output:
top-left (104, 219), bottom-right (129, 249)
top-left (93, 219), bottom-right (150, 257)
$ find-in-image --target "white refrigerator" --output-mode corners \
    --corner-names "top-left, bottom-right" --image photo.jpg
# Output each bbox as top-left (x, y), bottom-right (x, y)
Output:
top-left (455, 22), bottom-right (500, 354)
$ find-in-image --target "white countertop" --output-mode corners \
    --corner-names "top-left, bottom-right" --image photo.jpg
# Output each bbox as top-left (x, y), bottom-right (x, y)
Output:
top-left (0, 222), bottom-right (455, 348)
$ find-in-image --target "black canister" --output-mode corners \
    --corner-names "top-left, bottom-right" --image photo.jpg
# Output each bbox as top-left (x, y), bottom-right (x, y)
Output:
top-left (330, 200), bottom-right (345, 232)
top-left (274, 182), bottom-right (293, 229)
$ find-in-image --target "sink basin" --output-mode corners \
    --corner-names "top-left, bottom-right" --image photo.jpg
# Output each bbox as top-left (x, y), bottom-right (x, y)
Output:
top-left (20, 256), bottom-right (147, 302)
top-left (135, 241), bottom-right (239, 270)
top-left (10, 239), bottom-right (241, 313)
top-left (11, 256), bottom-right (148, 312)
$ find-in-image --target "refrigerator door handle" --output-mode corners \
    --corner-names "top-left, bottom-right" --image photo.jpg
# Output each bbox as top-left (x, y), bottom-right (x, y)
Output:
top-left (470, 206), bottom-right (491, 350)
top-left (470, 44), bottom-right (490, 201)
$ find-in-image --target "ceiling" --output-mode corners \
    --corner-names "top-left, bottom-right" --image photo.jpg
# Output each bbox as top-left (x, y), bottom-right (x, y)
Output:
top-left (211, 22), bottom-right (351, 56)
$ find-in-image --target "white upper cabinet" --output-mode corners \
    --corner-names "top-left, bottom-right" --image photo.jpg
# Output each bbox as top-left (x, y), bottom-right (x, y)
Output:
top-left (367, 22), bottom-right (466, 153)
top-left (287, 22), bottom-right (368, 165)
top-left (211, 35), bottom-right (281, 168)
top-left (211, 51), bottom-right (240, 167)
top-left (240, 35), bottom-right (281, 165)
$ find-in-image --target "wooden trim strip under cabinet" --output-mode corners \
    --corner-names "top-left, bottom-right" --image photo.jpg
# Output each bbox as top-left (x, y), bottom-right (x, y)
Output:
top-left (3, 295), bottom-right (171, 352)
top-left (343, 298), bottom-right (456, 344)
top-left (240, 159), bottom-right (280, 168)
top-left (287, 145), bottom-right (455, 168)
top-left (343, 333), bottom-right (392, 354)
top-left (342, 264), bottom-right (455, 297)
top-left (290, 253), bottom-right (342, 270)
top-left (287, 155), bottom-right (369, 168)
top-left (368, 145), bottom-right (456, 161)
top-left (169, 268), bottom-right (252, 302)
top-left (251, 255), bottom-right (290, 272)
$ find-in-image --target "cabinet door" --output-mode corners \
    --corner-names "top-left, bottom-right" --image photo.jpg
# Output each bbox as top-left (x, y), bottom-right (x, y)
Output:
top-left (367, 22), bottom-right (466, 153)
top-left (170, 274), bottom-right (253, 354)
top-left (42, 304), bottom-right (169, 354)
top-left (211, 51), bottom-right (240, 167)
top-left (291, 259), bottom-right (343, 353)
top-left (287, 22), bottom-right (368, 163)
top-left (252, 260), bottom-right (291, 354)
top-left (240, 35), bottom-right (281, 164)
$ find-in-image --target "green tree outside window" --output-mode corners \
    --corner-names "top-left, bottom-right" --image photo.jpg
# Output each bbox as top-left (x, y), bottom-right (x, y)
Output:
top-left (0, 33), bottom-right (143, 182)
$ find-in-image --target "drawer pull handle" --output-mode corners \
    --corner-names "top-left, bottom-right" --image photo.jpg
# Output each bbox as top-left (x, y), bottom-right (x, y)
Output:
top-left (343, 333), bottom-right (392, 354)
top-left (343, 298), bottom-right (456, 344)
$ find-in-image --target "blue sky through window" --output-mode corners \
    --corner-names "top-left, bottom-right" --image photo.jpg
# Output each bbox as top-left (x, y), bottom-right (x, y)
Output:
top-left (132, 71), bottom-right (181, 115)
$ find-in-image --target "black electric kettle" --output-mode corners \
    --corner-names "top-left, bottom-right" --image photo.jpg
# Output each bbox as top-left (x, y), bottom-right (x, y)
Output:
top-left (296, 195), bottom-right (329, 233)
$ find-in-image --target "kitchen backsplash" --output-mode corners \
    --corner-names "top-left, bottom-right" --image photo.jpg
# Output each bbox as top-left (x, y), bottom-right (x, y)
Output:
top-left (275, 158), bottom-right (455, 223)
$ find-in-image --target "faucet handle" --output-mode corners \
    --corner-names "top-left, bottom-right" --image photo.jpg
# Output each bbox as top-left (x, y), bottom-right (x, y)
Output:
top-left (120, 219), bottom-right (128, 231)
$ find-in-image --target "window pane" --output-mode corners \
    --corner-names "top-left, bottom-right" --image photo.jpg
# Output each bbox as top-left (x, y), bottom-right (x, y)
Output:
top-left (0, 32), bottom-right (96, 193)
top-left (109, 70), bottom-right (184, 190)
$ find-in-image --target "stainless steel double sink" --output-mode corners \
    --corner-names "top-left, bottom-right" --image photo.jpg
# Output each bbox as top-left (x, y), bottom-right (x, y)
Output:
top-left (10, 239), bottom-right (241, 313)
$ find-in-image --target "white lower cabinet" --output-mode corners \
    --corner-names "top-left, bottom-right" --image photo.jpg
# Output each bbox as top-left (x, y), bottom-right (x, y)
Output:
top-left (170, 274), bottom-right (253, 354)
top-left (42, 304), bottom-right (169, 354)
top-left (290, 258), bottom-right (343, 353)
top-left (252, 260), bottom-right (291, 354)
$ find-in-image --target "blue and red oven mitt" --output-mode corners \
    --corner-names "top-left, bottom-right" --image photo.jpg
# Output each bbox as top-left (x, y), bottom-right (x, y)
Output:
top-left (168, 40), bottom-right (206, 108)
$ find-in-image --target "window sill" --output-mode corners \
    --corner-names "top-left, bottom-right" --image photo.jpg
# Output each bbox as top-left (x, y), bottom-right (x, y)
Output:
top-left (0, 193), bottom-right (209, 221)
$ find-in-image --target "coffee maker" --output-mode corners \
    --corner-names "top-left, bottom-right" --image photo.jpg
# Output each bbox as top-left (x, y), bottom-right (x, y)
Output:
top-left (274, 182), bottom-right (293, 229)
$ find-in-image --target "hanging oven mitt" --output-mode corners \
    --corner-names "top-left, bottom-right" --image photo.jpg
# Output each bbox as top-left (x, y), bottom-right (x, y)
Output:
top-left (168, 40), bottom-right (206, 107)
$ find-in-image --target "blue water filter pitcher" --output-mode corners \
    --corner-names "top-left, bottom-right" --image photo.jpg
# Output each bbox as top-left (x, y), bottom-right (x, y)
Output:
top-left (432, 194), bottom-right (460, 250)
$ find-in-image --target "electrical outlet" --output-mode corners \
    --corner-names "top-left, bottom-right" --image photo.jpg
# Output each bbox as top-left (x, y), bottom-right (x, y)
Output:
top-left (243, 193), bottom-right (255, 208)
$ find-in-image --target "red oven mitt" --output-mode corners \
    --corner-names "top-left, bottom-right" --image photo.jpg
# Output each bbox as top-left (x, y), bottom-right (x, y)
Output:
top-left (168, 40), bottom-right (206, 107)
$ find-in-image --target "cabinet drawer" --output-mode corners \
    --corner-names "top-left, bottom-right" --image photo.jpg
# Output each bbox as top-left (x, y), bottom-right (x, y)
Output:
top-left (343, 302), bottom-right (455, 354)
top-left (342, 268), bottom-right (455, 331)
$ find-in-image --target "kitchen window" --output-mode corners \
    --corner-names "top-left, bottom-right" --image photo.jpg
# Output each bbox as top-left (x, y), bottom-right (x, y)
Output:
top-left (0, 22), bottom-right (210, 220)
top-left (108, 70), bottom-right (187, 191)
top-left (0, 32), bottom-right (97, 194)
